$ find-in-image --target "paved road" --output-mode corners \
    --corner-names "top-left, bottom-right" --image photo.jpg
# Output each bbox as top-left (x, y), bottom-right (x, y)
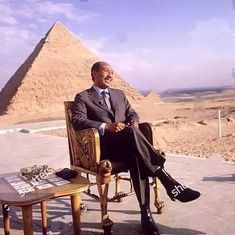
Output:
top-left (0, 124), bottom-right (234, 235)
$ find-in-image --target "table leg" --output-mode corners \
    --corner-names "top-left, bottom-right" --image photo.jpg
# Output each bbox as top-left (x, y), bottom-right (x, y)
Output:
top-left (22, 205), bottom-right (33, 235)
top-left (40, 201), bottom-right (47, 235)
top-left (2, 204), bottom-right (10, 235)
top-left (70, 193), bottom-right (81, 235)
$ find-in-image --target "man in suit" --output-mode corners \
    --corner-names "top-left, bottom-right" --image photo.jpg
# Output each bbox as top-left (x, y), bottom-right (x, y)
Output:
top-left (72, 61), bottom-right (200, 235)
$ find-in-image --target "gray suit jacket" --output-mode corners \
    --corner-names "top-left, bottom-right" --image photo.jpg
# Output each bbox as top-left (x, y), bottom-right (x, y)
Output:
top-left (72, 87), bottom-right (139, 132)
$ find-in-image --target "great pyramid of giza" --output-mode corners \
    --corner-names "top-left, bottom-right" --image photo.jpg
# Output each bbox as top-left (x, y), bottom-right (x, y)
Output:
top-left (0, 21), bottom-right (142, 117)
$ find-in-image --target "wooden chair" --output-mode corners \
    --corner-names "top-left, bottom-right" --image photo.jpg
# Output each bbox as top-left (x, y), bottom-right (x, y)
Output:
top-left (64, 101), bottom-right (164, 234)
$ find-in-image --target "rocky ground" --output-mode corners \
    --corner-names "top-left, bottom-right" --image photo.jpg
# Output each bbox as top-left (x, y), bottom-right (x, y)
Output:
top-left (152, 117), bottom-right (235, 162)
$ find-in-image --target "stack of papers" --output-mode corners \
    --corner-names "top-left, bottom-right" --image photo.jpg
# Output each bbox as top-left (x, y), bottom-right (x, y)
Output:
top-left (4, 175), bottom-right (35, 196)
top-left (4, 174), bottom-right (71, 197)
top-left (47, 175), bottom-right (71, 186)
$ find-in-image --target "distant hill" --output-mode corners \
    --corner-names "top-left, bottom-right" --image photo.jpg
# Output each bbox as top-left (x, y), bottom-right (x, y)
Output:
top-left (162, 85), bottom-right (235, 97)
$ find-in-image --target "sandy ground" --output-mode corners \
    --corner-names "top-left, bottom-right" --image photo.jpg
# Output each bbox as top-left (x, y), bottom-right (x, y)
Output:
top-left (152, 117), bottom-right (235, 161)
top-left (139, 93), bottom-right (235, 162)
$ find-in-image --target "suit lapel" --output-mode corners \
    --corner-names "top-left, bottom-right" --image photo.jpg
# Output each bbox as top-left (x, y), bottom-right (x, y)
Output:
top-left (88, 87), bottom-right (114, 116)
top-left (109, 89), bottom-right (118, 117)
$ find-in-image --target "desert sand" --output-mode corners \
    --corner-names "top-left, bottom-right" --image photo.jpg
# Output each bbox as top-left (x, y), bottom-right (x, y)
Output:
top-left (140, 90), bottom-right (235, 162)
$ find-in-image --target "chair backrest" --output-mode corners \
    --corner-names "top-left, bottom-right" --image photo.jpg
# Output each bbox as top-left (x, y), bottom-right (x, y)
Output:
top-left (64, 101), bottom-right (100, 172)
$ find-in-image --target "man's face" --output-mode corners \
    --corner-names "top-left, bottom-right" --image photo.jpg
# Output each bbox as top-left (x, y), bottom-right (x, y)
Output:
top-left (92, 63), bottom-right (114, 89)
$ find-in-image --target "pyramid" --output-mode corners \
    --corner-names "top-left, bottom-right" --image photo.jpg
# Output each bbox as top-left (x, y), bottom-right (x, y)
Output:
top-left (0, 21), bottom-right (142, 116)
top-left (140, 91), bottom-right (162, 106)
top-left (146, 91), bottom-right (161, 102)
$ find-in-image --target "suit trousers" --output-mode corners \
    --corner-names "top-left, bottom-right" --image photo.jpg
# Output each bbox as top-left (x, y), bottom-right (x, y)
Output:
top-left (100, 126), bottom-right (165, 207)
top-left (100, 126), bottom-right (166, 178)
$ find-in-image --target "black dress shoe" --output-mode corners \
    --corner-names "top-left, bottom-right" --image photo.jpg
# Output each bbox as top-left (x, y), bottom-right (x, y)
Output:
top-left (167, 186), bottom-right (201, 202)
top-left (155, 168), bottom-right (201, 203)
top-left (141, 207), bottom-right (160, 235)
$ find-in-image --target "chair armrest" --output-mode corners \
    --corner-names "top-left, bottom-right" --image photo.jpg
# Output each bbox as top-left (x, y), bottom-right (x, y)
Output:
top-left (70, 127), bottom-right (101, 172)
top-left (73, 128), bottom-right (113, 183)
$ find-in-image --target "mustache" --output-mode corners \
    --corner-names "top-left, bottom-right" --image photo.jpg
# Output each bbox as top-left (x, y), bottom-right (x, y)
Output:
top-left (105, 76), bottom-right (112, 80)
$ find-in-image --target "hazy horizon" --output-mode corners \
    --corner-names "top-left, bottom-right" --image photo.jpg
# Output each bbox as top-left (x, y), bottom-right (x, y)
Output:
top-left (0, 0), bottom-right (235, 91)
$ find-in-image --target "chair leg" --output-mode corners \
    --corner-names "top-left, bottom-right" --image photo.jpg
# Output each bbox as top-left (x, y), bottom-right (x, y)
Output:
top-left (112, 173), bottom-right (134, 202)
top-left (115, 174), bottom-right (121, 195)
top-left (114, 174), bottom-right (124, 202)
top-left (96, 178), bottom-right (113, 235)
top-left (152, 177), bottom-right (164, 214)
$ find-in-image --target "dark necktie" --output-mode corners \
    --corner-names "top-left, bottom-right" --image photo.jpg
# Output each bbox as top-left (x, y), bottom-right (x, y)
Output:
top-left (101, 90), bottom-right (111, 109)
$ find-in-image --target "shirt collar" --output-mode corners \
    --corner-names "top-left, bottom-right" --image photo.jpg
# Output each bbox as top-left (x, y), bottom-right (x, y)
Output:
top-left (93, 85), bottom-right (109, 96)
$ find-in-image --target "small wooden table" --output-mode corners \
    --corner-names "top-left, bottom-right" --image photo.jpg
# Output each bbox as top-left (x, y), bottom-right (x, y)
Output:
top-left (0, 172), bottom-right (90, 235)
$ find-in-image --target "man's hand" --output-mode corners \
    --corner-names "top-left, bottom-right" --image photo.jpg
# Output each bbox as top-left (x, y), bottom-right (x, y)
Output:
top-left (127, 120), bottom-right (139, 127)
top-left (105, 122), bottom-right (126, 133)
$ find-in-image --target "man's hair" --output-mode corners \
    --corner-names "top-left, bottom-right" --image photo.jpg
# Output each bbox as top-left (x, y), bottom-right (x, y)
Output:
top-left (91, 61), bottom-right (109, 81)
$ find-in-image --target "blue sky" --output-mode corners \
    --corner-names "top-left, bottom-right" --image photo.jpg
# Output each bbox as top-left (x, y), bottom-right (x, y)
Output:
top-left (0, 0), bottom-right (235, 91)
